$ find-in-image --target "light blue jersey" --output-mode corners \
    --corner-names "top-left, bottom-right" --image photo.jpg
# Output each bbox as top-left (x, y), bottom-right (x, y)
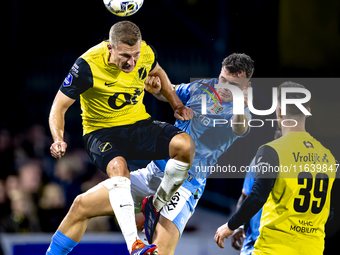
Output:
top-left (241, 158), bottom-right (262, 255)
top-left (153, 78), bottom-right (251, 199)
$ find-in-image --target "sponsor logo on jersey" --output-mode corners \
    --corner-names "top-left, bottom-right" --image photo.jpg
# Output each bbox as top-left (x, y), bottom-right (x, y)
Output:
top-left (63, 73), bottom-right (73, 87)
top-left (322, 153), bottom-right (329, 163)
top-left (104, 81), bottom-right (118, 87)
top-left (292, 152), bottom-right (320, 164)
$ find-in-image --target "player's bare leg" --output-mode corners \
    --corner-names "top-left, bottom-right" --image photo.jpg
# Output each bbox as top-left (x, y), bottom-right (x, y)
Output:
top-left (58, 183), bottom-right (114, 242)
top-left (152, 216), bottom-right (180, 255)
top-left (153, 132), bottom-right (195, 211)
top-left (48, 178), bottom-right (154, 255)
top-left (46, 183), bottom-right (117, 255)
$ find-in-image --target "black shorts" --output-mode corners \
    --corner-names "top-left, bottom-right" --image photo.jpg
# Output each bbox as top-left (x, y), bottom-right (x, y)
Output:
top-left (83, 119), bottom-right (183, 173)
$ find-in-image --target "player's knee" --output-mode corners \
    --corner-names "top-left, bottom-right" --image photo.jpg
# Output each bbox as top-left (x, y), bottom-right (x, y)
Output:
top-left (69, 194), bottom-right (89, 220)
top-left (106, 156), bottom-right (129, 178)
top-left (169, 133), bottom-right (195, 164)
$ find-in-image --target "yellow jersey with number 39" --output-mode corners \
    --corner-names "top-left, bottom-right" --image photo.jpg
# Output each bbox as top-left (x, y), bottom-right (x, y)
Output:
top-left (59, 40), bottom-right (157, 135)
top-left (253, 132), bottom-right (336, 255)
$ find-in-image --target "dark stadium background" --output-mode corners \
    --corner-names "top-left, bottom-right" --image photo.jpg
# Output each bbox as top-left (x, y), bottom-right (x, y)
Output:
top-left (3, 0), bottom-right (340, 254)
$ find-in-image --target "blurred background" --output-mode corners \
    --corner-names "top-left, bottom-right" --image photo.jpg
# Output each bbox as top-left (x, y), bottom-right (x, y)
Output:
top-left (2, 0), bottom-right (340, 254)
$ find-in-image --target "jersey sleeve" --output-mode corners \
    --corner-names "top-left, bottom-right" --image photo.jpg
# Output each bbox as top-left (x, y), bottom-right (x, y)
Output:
top-left (228, 176), bottom-right (276, 230)
top-left (228, 146), bottom-right (279, 230)
top-left (254, 145), bottom-right (280, 179)
top-left (148, 44), bottom-right (158, 72)
top-left (242, 157), bottom-right (256, 195)
top-left (59, 58), bottom-right (93, 99)
top-left (175, 82), bottom-right (191, 104)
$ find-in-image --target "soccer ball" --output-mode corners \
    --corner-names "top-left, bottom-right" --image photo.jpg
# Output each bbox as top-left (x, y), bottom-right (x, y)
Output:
top-left (103, 0), bottom-right (144, 17)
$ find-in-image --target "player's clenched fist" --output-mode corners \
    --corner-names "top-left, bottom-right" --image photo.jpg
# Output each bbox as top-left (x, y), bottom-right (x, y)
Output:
top-left (145, 76), bottom-right (161, 94)
top-left (174, 105), bottom-right (193, 121)
top-left (214, 222), bottom-right (234, 249)
top-left (50, 141), bottom-right (67, 159)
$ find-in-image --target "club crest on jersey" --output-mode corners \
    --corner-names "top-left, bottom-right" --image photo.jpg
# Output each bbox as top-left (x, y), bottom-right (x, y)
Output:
top-left (138, 67), bottom-right (147, 80)
top-left (209, 103), bottom-right (224, 114)
top-left (99, 142), bottom-right (112, 153)
top-left (303, 141), bottom-right (314, 148)
top-left (63, 73), bottom-right (73, 87)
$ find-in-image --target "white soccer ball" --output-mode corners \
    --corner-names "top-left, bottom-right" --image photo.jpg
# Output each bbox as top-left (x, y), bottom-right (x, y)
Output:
top-left (103, 0), bottom-right (144, 17)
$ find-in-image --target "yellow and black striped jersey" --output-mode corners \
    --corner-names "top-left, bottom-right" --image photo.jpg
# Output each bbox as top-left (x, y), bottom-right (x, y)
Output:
top-left (60, 40), bottom-right (157, 135)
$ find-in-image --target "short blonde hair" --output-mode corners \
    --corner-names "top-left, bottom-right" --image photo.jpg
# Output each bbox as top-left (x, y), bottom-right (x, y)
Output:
top-left (278, 82), bottom-right (311, 116)
top-left (109, 21), bottom-right (141, 47)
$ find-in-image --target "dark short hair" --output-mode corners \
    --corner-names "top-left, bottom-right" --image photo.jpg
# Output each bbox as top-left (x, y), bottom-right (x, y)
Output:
top-left (109, 21), bottom-right (142, 47)
top-left (278, 81), bottom-right (311, 116)
top-left (222, 53), bottom-right (254, 78)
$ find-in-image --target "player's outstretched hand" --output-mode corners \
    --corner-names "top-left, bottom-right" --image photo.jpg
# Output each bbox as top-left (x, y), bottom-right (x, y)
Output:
top-left (214, 222), bottom-right (234, 249)
top-left (174, 105), bottom-right (193, 121)
top-left (50, 141), bottom-right (67, 159)
top-left (145, 76), bottom-right (161, 95)
top-left (231, 227), bottom-right (246, 250)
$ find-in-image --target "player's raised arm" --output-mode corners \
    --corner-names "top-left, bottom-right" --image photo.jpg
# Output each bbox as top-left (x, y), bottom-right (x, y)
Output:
top-left (145, 75), bottom-right (182, 103)
top-left (49, 90), bottom-right (75, 159)
top-left (144, 75), bottom-right (168, 102)
top-left (148, 63), bottom-right (192, 121)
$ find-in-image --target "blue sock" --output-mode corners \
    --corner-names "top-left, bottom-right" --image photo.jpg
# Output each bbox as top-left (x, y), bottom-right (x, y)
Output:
top-left (46, 230), bottom-right (78, 255)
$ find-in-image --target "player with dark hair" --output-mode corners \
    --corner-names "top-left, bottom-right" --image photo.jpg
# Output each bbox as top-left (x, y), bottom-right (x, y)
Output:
top-left (215, 82), bottom-right (339, 255)
top-left (139, 53), bottom-right (255, 255)
top-left (47, 21), bottom-right (195, 255)
top-left (221, 53), bottom-right (255, 79)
